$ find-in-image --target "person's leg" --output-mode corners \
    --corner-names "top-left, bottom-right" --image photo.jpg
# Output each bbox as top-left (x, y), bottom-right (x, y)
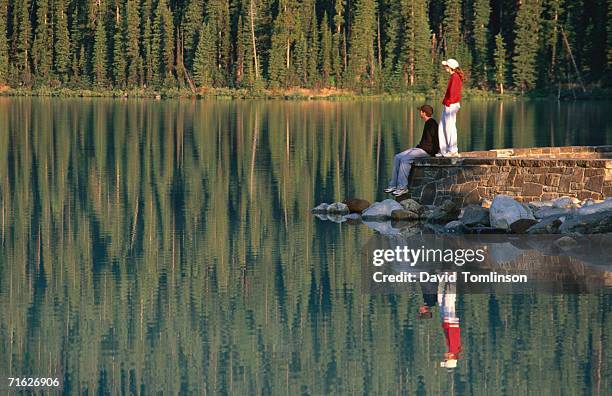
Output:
top-left (397, 148), bottom-right (429, 188)
top-left (438, 107), bottom-right (449, 155)
top-left (388, 148), bottom-right (413, 188)
top-left (388, 154), bottom-right (401, 188)
top-left (446, 103), bottom-right (460, 154)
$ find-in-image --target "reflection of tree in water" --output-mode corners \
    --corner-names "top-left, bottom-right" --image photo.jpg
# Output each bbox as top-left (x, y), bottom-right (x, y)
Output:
top-left (0, 99), bottom-right (610, 394)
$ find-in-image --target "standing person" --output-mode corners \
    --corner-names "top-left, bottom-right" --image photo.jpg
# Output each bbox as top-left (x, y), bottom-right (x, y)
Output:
top-left (438, 59), bottom-right (464, 157)
top-left (416, 272), bottom-right (462, 370)
top-left (384, 104), bottom-right (439, 196)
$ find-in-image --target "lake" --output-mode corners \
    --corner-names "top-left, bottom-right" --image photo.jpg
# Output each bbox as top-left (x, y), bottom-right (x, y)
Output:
top-left (0, 98), bottom-right (611, 394)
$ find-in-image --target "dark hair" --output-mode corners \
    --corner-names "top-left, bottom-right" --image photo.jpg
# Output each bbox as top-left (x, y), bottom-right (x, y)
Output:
top-left (419, 104), bottom-right (434, 117)
top-left (417, 311), bottom-right (433, 319)
top-left (454, 67), bottom-right (466, 81)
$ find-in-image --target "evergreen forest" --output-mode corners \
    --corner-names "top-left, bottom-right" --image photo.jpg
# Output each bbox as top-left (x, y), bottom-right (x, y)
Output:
top-left (0, 0), bottom-right (609, 94)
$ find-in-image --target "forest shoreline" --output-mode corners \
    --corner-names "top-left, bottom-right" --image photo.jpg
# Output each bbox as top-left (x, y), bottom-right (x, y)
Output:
top-left (0, 85), bottom-right (609, 101)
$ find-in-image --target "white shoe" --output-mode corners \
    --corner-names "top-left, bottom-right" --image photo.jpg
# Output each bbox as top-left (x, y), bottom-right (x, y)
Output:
top-left (384, 187), bottom-right (396, 193)
top-left (435, 153), bottom-right (444, 157)
top-left (393, 187), bottom-right (409, 196)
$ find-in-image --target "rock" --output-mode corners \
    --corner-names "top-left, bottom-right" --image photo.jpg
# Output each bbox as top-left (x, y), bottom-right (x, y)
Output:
top-left (312, 203), bottom-right (329, 213)
top-left (460, 205), bottom-right (490, 227)
top-left (577, 198), bottom-right (612, 216)
top-left (533, 206), bottom-right (573, 219)
top-left (421, 208), bottom-right (434, 220)
top-left (552, 196), bottom-right (580, 209)
top-left (343, 213), bottom-right (362, 225)
top-left (343, 213), bottom-right (361, 220)
top-left (326, 214), bottom-right (346, 223)
top-left (327, 202), bottom-right (350, 214)
top-left (559, 211), bottom-right (612, 234)
top-left (509, 218), bottom-right (539, 234)
top-left (481, 198), bottom-right (492, 209)
top-left (343, 198), bottom-right (370, 214)
top-left (465, 227), bottom-right (509, 234)
top-left (553, 236), bottom-right (578, 250)
top-left (362, 220), bottom-right (402, 235)
top-left (526, 216), bottom-right (563, 234)
top-left (399, 199), bottom-right (423, 214)
top-left (487, 242), bottom-right (524, 264)
top-left (444, 220), bottom-right (468, 233)
top-left (390, 209), bottom-right (420, 221)
top-left (489, 195), bottom-right (535, 230)
top-left (362, 199), bottom-right (404, 220)
top-left (427, 200), bottom-right (460, 223)
top-left (528, 200), bottom-right (553, 210)
top-left (424, 222), bottom-right (447, 234)
top-left (581, 198), bottom-right (603, 207)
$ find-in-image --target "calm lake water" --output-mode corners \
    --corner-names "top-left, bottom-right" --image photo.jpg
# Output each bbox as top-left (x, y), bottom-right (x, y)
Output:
top-left (1, 98), bottom-right (611, 394)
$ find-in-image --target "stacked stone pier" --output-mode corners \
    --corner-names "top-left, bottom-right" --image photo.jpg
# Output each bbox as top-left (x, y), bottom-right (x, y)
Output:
top-left (403, 145), bottom-right (612, 206)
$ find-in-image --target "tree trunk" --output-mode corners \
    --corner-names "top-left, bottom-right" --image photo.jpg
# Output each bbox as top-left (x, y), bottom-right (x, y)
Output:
top-left (249, 0), bottom-right (259, 80)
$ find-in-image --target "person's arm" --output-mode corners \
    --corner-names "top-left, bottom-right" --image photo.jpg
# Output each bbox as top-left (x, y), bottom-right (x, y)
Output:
top-left (442, 78), bottom-right (453, 107)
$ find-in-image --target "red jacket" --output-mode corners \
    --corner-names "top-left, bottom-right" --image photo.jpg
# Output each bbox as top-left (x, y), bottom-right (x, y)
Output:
top-left (443, 73), bottom-right (462, 107)
top-left (442, 322), bottom-right (461, 358)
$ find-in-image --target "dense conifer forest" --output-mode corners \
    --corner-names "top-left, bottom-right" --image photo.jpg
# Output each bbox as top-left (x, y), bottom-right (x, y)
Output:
top-left (0, 0), bottom-right (609, 94)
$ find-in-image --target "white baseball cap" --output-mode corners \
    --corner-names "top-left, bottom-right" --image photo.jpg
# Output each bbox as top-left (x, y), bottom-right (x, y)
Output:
top-left (442, 59), bottom-right (460, 69)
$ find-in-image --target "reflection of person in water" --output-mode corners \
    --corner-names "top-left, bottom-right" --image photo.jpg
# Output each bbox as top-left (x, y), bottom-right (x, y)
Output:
top-left (418, 273), bottom-right (462, 369)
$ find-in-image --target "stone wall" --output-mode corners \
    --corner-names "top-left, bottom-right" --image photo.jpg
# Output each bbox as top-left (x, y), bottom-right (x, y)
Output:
top-left (405, 146), bottom-right (612, 206)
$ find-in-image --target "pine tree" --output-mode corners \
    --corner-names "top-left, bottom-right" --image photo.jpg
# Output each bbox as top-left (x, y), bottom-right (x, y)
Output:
top-left (608, 0), bottom-right (612, 68)
top-left (0, 0), bottom-right (8, 84)
top-left (125, 0), bottom-right (141, 86)
top-left (293, 30), bottom-right (307, 85)
top-left (472, 0), bottom-right (490, 87)
top-left (306, 6), bottom-right (319, 87)
top-left (113, 4), bottom-right (127, 87)
top-left (207, 0), bottom-right (231, 86)
top-left (193, 21), bottom-right (215, 87)
top-left (54, 0), bottom-right (70, 81)
top-left (234, 15), bottom-right (245, 86)
top-left (443, 0), bottom-right (462, 57)
top-left (182, 0), bottom-right (204, 69)
top-left (381, 0), bottom-right (401, 90)
top-left (141, 0), bottom-right (154, 86)
top-left (14, 0), bottom-right (32, 84)
top-left (268, 0), bottom-right (293, 88)
top-left (493, 33), bottom-right (506, 93)
top-left (331, 0), bottom-right (345, 86)
top-left (93, 4), bottom-right (108, 86)
top-left (32, 0), bottom-right (52, 83)
top-left (320, 12), bottom-right (332, 87)
top-left (539, 0), bottom-right (562, 83)
top-left (347, 0), bottom-right (377, 86)
top-left (513, 0), bottom-right (542, 93)
top-left (152, 0), bottom-right (175, 86)
top-left (399, 0), bottom-right (432, 88)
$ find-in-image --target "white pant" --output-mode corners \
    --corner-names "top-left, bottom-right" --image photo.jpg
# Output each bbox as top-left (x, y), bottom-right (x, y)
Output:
top-left (438, 274), bottom-right (459, 324)
top-left (438, 103), bottom-right (460, 155)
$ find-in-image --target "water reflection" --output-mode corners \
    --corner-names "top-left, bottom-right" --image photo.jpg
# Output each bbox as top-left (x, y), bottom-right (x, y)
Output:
top-left (0, 98), bottom-right (610, 394)
top-left (419, 277), bottom-right (462, 370)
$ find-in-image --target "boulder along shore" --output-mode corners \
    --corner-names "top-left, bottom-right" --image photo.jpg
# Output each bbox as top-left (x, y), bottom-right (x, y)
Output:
top-left (312, 195), bottom-right (612, 237)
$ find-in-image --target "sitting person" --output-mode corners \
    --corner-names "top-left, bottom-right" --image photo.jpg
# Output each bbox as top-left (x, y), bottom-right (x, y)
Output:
top-left (385, 104), bottom-right (440, 196)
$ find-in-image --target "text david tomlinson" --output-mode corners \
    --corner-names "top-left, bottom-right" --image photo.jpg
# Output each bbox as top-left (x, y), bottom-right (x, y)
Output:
top-left (372, 271), bottom-right (528, 283)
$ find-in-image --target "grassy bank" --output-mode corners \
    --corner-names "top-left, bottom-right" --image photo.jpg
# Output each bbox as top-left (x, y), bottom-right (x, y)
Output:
top-left (0, 85), bottom-right (608, 101)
